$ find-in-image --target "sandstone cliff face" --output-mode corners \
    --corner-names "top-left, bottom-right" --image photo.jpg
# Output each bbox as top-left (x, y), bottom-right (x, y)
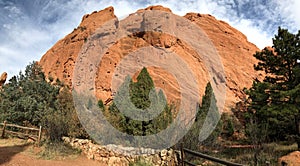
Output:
top-left (184, 13), bottom-right (262, 109)
top-left (39, 6), bottom-right (262, 112)
top-left (40, 6), bottom-right (116, 87)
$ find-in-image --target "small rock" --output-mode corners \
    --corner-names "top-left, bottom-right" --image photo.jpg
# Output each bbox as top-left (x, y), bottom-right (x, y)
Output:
top-left (27, 138), bottom-right (35, 144)
top-left (160, 149), bottom-right (168, 160)
top-left (108, 156), bottom-right (120, 165)
top-left (167, 149), bottom-right (173, 156)
top-left (87, 153), bottom-right (94, 160)
top-left (160, 149), bottom-right (168, 156)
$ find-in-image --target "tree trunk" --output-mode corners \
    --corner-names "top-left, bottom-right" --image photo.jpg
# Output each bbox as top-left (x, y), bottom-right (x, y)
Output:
top-left (295, 115), bottom-right (300, 150)
top-left (296, 138), bottom-right (300, 151)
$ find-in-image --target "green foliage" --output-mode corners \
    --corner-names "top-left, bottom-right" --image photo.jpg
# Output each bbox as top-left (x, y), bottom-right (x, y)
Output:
top-left (98, 100), bottom-right (105, 111)
top-left (130, 67), bottom-right (155, 109)
top-left (44, 88), bottom-right (88, 141)
top-left (0, 62), bottom-right (87, 142)
top-left (103, 67), bottom-right (173, 136)
top-left (38, 141), bottom-right (81, 160)
top-left (180, 82), bottom-right (222, 151)
top-left (0, 62), bottom-right (60, 126)
top-left (223, 117), bottom-right (235, 137)
top-left (78, 26), bottom-right (87, 32)
top-left (129, 157), bottom-right (153, 166)
top-left (245, 27), bottom-right (300, 144)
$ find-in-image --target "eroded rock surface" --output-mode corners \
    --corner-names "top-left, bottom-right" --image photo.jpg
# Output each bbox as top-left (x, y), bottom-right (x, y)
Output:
top-left (39, 6), bottom-right (262, 112)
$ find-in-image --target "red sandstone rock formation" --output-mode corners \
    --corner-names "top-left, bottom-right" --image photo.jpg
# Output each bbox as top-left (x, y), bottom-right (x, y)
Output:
top-left (39, 6), bottom-right (263, 112)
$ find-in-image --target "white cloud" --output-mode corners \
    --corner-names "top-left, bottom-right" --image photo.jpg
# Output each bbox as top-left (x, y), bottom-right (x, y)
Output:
top-left (0, 45), bottom-right (31, 77)
top-left (277, 0), bottom-right (300, 31)
top-left (0, 0), bottom-right (300, 80)
top-left (231, 19), bottom-right (272, 48)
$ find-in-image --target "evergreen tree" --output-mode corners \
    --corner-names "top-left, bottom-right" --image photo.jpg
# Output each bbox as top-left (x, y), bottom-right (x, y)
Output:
top-left (181, 82), bottom-right (221, 151)
top-left (130, 67), bottom-right (155, 109)
top-left (105, 67), bottom-right (173, 136)
top-left (0, 62), bottom-right (87, 141)
top-left (245, 27), bottom-right (300, 147)
top-left (0, 62), bottom-right (60, 126)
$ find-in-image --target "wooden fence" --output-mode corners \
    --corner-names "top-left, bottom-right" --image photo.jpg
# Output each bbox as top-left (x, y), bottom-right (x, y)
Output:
top-left (180, 144), bottom-right (244, 166)
top-left (0, 121), bottom-right (42, 144)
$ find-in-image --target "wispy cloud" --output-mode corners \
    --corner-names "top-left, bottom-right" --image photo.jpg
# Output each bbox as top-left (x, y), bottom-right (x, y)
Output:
top-left (0, 0), bottom-right (299, 79)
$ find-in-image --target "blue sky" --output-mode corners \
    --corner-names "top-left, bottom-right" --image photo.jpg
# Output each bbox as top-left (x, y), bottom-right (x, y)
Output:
top-left (0, 0), bottom-right (300, 79)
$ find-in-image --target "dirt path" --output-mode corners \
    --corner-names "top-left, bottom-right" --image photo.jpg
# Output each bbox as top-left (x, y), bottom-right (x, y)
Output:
top-left (0, 138), bottom-right (102, 166)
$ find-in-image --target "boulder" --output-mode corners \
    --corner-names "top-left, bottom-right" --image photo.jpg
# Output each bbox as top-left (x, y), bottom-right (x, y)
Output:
top-left (278, 151), bottom-right (300, 166)
top-left (0, 72), bottom-right (7, 88)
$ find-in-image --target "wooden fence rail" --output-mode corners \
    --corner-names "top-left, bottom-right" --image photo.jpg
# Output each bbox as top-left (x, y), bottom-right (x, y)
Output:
top-left (181, 144), bottom-right (244, 166)
top-left (0, 121), bottom-right (42, 144)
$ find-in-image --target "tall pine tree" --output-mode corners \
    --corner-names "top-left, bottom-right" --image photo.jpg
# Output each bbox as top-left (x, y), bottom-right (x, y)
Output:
top-left (245, 27), bottom-right (300, 147)
top-left (180, 82), bottom-right (221, 151)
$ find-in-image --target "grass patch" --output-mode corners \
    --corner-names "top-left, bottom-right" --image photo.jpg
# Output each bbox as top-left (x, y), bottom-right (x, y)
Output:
top-left (38, 141), bottom-right (81, 160)
top-left (179, 139), bottom-right (298, 166)
top-left (0, 137), bottom-right (29, 147)
top-left (129, 157), bottom-right (153, 166)
top-left (213, 142), bottom-right (298, 165)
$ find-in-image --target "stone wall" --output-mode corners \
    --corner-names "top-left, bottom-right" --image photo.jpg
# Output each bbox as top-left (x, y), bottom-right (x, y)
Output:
top-left (62, 137), bottom-right (179, 166)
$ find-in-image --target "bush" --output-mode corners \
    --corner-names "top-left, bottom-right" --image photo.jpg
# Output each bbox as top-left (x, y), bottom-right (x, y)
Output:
top-left (43, 87), bottom-right (88, 141)
top-left (221, 115), bottom-right (235, 137)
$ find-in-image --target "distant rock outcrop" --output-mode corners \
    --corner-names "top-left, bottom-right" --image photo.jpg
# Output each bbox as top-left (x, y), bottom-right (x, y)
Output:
top-left (278, 151), bottom-right (300, 166)
top-left (0, 72), bottom-right (7, 88)
top-left (39, 6), bottom-right (263, 112)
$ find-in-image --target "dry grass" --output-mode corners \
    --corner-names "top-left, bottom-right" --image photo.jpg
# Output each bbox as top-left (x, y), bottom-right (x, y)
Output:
top-left (183, 141), bottom-right (298, 166)
top-left (0, 137), bottom-right (29, 147)
top-left (209, 142), bottom-right (297, 165)
top-left (37, 141), bottom-right (81, 160)
top-left (0, 137), bottom-right (40, 159)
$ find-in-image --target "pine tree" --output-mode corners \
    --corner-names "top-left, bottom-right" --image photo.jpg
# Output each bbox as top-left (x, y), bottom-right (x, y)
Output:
top-left (130, 67), bottom-right (155, 109)
top-left (0, 62), bottom-right (60, 126)
top-left (106, 67), bottom-right (173, 136)
top-left (245, 27), bottom-right (300, 147)
top-left (181, 82), bottom-right (221, 151)
top-left (0, 62), bottom-right (87, 141)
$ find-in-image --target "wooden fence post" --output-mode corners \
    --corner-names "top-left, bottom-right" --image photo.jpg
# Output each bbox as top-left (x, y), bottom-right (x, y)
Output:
top-left (180, 143), bottom-right (185, 166)
top-left (1, 121), bottom-right (6, 138)
top-left (37, 126), bottom-right (42, 145)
